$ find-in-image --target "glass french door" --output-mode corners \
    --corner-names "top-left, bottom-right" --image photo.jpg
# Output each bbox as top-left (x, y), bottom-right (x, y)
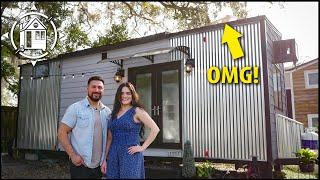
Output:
top-left (128, 61), bottom-right (181, 149)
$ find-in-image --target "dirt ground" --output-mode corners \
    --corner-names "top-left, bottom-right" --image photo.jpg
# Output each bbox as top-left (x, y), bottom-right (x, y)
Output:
top-left (3, 152), bottom-right (316, 179)
top-left (1, 154), bottom-right (70, 179)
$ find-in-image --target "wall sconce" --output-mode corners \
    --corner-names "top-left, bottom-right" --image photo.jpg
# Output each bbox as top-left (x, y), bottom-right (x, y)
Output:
top-left (114, 68), bottom-right (124, 83)
top-left (185, 58), bottom-right (195, 73)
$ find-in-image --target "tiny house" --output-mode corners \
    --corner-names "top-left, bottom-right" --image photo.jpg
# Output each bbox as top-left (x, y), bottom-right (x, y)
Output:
top-left (19, 17), bottom-right (47, 50)
top-left (17, 15), bottom-right (303, 177)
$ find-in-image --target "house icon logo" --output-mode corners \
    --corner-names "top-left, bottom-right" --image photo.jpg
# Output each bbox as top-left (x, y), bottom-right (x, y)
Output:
top-left (20, 17), bottom-right (47, 51)
top-left (10, 9), bottom-right (58, 60)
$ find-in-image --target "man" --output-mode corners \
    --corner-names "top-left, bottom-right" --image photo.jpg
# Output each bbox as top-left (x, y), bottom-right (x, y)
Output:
top-left (58, 76), bottom-right (111, 179)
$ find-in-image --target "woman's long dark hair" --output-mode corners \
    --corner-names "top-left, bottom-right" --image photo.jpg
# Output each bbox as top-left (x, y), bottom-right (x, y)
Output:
top-left (111, 82), bottom-right (145, 138)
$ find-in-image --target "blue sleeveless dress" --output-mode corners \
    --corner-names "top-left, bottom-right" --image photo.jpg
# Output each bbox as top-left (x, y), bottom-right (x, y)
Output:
top-left (106, 107), bottom-right (145, 179)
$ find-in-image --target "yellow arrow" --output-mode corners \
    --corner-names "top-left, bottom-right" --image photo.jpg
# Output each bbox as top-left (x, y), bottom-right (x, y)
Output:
top-left (222, 24), bottom-right (244, 60)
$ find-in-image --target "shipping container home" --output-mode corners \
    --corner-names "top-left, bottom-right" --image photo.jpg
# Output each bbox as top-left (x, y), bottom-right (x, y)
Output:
top-left (17, 15), bottom-right (303, 177)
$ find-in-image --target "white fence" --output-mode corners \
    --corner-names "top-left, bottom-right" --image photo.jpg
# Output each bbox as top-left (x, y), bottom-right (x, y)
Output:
top-left (276, 114), bottom-right (304, 158)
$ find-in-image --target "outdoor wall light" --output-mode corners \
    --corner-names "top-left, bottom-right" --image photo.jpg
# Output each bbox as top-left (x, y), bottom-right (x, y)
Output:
top-left (114, 68), bottom-right (125, 83)
top-left (185, 58), bottom-right (195, 73)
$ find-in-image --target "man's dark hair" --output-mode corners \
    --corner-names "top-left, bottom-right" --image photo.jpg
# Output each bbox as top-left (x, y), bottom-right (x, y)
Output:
top-left (88, 76), bottom-right (104, 85)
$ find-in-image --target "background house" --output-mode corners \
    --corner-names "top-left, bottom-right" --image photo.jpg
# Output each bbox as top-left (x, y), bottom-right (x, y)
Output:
top-left (285, 58), bottom-right (319, 132)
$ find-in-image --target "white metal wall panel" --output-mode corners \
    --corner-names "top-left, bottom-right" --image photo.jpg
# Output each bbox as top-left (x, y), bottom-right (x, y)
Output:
top-left (59, 40), bottom-right (171, 121)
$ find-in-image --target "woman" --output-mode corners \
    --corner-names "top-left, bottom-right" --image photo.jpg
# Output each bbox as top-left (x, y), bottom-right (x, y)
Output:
top-left (101, 82), bottom-right (160, 179)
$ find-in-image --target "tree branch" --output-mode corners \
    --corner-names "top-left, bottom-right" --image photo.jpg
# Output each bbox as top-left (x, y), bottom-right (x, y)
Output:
top-left (122, 2), bottom-right (161, 26)
top-left (79, 2), bottom-right (92, 32)
top-left (2, 76), bottom-right (14, 87)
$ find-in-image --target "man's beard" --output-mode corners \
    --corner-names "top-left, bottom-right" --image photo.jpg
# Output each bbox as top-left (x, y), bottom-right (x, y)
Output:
top-left (88, 93), bottom-right (101, 102)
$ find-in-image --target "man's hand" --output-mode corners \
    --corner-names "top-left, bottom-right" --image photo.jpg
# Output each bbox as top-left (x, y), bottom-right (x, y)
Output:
top-left (70, 154), bottom-right (84, 166)
top-left (101, 160), bottom-right (107, 174)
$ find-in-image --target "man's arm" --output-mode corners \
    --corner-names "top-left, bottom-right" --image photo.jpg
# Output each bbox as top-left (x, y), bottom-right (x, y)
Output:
top-left (57, 122), bottom-right (84, 166)
top-left (57, 123), bottom-right (76, 158)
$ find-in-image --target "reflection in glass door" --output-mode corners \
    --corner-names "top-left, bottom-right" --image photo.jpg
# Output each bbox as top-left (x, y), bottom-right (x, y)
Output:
top-left (161, 70), bottom-right (180, 143)
top-left (136, 73), bottom-right (152, 141)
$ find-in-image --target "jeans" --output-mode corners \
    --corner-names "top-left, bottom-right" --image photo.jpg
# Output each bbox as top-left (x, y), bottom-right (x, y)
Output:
top-left (69, 161), bottom-right (102, 179)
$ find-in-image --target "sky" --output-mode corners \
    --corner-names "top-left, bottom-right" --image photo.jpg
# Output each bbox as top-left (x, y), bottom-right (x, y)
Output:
top-left (218, 2), bottom-right (319, 66)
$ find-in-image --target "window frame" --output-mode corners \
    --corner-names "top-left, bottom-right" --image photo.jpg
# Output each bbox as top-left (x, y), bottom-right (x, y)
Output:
top-left (307, 114), bottom-right (318, 131)
top-left (33, 62), bottom-right (50, 79)
top-left (304, 69), bottom-right (318, 89)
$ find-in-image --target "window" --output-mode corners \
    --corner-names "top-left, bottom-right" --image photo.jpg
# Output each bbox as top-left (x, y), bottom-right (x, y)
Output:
top-left (33, 22), bottom-right (38, 28)
top-left (26, 31), bottom-right (32, 48)
top-left (34, 63), bottom-right (49, 78)
top-left (307, 114), bottom-right (318, 132)
top-left (273, 65), bottom-right (283, 110)
top-left (35, 31), bottom-right (40, 40)
top-left (304, 70), bottom-right (318, 89)
top-left (41, 31), bottom-right (45, 40)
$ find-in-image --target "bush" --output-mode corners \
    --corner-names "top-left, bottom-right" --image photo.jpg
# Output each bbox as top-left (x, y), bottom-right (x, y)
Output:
top-left (196, 161), bottom-right (215, 178)
top-left (295, 148), bottom-right (318, 173)
top-left (295, 148), bottom-right (318, 164)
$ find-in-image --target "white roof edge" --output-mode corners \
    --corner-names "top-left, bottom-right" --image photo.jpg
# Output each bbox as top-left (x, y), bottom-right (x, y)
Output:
top-left (285, 59), bottom-right (318, 73)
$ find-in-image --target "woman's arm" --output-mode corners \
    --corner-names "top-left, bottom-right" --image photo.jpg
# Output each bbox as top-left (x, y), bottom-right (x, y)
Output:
top-left (101, 130), bottom-right (112, 174)
top-left (105, 130), bottom-right (112, 159)
top-left (128, 108), bottom-right (160, 154)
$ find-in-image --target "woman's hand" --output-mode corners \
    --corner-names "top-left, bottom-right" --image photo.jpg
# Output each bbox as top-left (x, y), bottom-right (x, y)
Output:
top-left (132, 108), bottom-right (160, 153)
top-left (128, 145), bottom-right (145, 155)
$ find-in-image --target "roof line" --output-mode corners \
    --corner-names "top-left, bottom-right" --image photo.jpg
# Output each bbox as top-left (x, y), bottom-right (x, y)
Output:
top-left (285, 58), bottom-right (319, 72)
top-left (58, 15), bottom-right (267, 59)
top-left (20, 15), bottom-right (268, 66)
top-left (22, 17), bottom-right (47, 31)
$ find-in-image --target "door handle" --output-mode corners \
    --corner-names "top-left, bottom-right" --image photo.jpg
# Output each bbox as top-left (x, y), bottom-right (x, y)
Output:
top-left (151, 105), bottom-right (157, 116)
top-left (156, 106), bottom-right (161, 116)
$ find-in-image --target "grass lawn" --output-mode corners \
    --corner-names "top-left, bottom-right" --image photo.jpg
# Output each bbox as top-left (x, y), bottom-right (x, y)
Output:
top-left (283, 165), bottom-right (318, 179)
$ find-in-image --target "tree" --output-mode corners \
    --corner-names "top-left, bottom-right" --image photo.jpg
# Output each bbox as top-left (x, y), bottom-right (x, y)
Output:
top-left (1, 2), bottom-right (73, 104)
top-left (97, 2), bottom-right (249, 36)
top-left (92, 24), bottom-right (129, 48)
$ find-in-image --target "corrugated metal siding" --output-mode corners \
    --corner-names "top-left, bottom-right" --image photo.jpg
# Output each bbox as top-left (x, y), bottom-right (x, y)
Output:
top-left (171, 22), bottom-right (267, 161)
top-left (265, 19), bottom-right (289, 160)
top-left (17, 61), bottom-right (61, 150)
